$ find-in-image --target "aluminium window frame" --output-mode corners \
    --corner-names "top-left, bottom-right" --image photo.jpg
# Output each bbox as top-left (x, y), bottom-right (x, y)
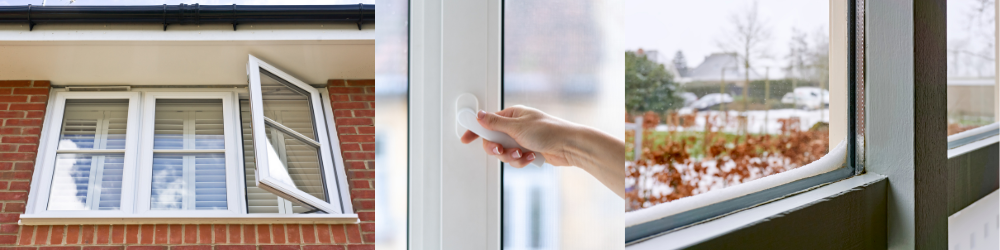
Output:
top-left (134, 91), bottom-right (243, 216)
top-left (22, 86), bottom-right (357, 224)
top-left (624, 0), bottom-right (866, 244)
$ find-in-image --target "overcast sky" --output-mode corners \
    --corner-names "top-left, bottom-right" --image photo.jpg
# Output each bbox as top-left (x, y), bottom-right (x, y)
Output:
top-left (0, 0), bottom-right (372, 5)
top-left (627, 0), bottom-right (987, 72)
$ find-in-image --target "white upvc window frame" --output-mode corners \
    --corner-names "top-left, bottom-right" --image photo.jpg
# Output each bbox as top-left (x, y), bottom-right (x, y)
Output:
top-left (22, 78), bottom-right (356, 225)
top-left (135, 91), bottom-right (243, 216)
top-left (26, 92), bottom-right (142, 218)
top-left (246, 54), bottom-right (346, 215)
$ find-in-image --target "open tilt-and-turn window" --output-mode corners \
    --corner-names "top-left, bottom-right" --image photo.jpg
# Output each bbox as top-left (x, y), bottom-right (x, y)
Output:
top-left (22, 55), bottom-right (354, 224)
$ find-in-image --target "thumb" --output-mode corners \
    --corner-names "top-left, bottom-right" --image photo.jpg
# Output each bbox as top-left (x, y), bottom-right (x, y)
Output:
top-left (477, 110), bottom-right (517, 133)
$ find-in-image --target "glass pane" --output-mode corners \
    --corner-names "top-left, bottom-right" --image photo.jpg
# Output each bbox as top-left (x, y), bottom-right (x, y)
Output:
top-left (58, 100), bottom-right (129, 150)
top-left (153, 99), bottom-right (225, 150)
top-left (259, 70), bottom-right (317, 140)
top-left (947, 0), bottom-right (997, 135)
top-left (624, 0), bottom-right (840, 222)
top-left (240, 100), bottom-right (283, 214)
top-left (376, 0), bottom-right (408, 247)
top-left (263, 125), bottom-right (327, 203)
top-left (47, 153), bottom-right (124, 210)
top-left (504, 0), bottom-right (623, 248)
top-left (150, 153), bottom-right (227, 210)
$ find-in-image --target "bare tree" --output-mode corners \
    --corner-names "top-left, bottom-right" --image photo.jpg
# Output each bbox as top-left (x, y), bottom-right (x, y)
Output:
top-left (949, 0), bottom-right (996, 78)
top-left (717, 0), bottom-right (771, 114)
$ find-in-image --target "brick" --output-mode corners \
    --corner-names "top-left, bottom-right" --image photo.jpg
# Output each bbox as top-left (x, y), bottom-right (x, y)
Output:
top-left (125, 225), bottom-right (139, 244)
top-left (301, 224), bottom-right (316, 243)
top-left (0, 88), bottom-right (10, 95)
top-left (337, 127), bottom-right (356, 134)
top-left (0, 111), bottom-right (24, 118)
top-left (346, 80), bottom-right (375, 86)
top-left (348, 162), bottom-right (366, 170)
top-left (242, 225), bottom-right (255, 244)
top-left (66, 225), bottom-right (80, 244)
top-left (330, 95), bottom-right (352, 102)
top-left (352, 190), bottom-right (375, 199)
top-left (0, 192), bottom-right (27, 201)
top-left (33, 81), bottom-right (50, 87)
top-left (304, 246), bottom-right (344, 250)
top-left (271, 224), bottom-right (285, 244)
top-left (26, 111), bottom-right (44, 118)
top-left (0, 153), bottom-right (34, 161)
top-left (350, 95), bottom-right (375, 102)
top-left (29, 96), bottom-right (48, 103)
top-left (17, 145), bottom-right (37, 153)
top-left (359, 212), bottom-right (375, 222)
top-left (154, 224), bottom-right (168, 244)
top-left (351, 170), bottom-right (375, 179)
top-left (139, 225), bottom-right (154, 244)
top-left (340, 144), bottom-right (361, 151)
top-left (228, 225), bottom-right (240, 243)
top-left (361, 143), bottom-right (375, 151)
top-left (34, 225), bottom-right (49, 246)
top-left (285, 224), bottom-right (300, 244)
top-left (335, 118), bottom-right (372, 126)
top-left (315, 224), bottom-right (331, 244)
top-left (328, 87), bottom-right (365, 94)
top-left (347, 245), bottom-right (374, 250)
top-left (332, 102), bottom-right (367, 109)
top-left (0, 224), bottom-right (18, 233)
top-left (110, 225), bottom-right (124, 244)
top-left (351, 180), bottom-right (370, 189)
top-left (18, 225), bottom-right (33, 245)
top-left (50, 228), bottom-right (72, 245)
top-left (85, 247), bottom-right (124, 250)
top-left (40, 247), bottom-right (80, 250)
top-left (213, 225), bottom-right (226, 244)
top-left (1, 136), bottom-right (37, 144)
top-left (198, 225), bottom-right (211, 244)
top-left (125, 247), bottom-right (164, 250)
top-left (13, 162), bottom-right (33, 171)
top-left (0, 212), bottom-right (21, 222)
top-left (340, 135), bottom-right (375, 143)
top-left (363, 233), bottom-right (374, 243)
top-left (333, 110), bottom-right (353, 118)
top-left (22, 127), bottom-right (41, 135)
top-left (330, 225), bottom-right (346, 244)
top-left (354, 110), bottom-right (374, 117)
top-left (327, 80), bottom-right (346, 86)
top-left (12, 88), bottom-right (48, 95)
top-left (183, 225), bottom-right (197, 244)
top-left (0, 235), bottom-right (17, 244)
top-left (260, 246), bottom-right (299, 250)
top-left (0, 96), bottom-right (28, 102)
top-left (343, 152), bottom-right (375, 160)
top-left (171, 246), bottom-right (211, 250)
top-left (366, 87), bottom-right (374, 94)
top-left (214, 246), bottom-right (254, 250)
top-left (0, 144), bottom-right (16, 152)
top-left (0, 128), bottom-right (19, 135)
top-left (357, 200), bottom-right (375, 210)
top-left (360, 223), bottom-right (374, 233)
top-left (95, 225), bottom-right (109, 244)
top-left (0, 81), bottom-right (31, 87)
top-left (169, 224), bottom-right (182, 244)
top-left (80, 225), bottom-right (94, 244)
top-left (9, 104), bottom-right (46, 111)
top-left (256, 224), bottom-right (270, 244)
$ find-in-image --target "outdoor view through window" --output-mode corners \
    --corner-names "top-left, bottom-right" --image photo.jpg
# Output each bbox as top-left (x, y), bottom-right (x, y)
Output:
top-left (947, 0), bottom-right (996, 136)
top-left (625, 0), bottom-right (839, 211)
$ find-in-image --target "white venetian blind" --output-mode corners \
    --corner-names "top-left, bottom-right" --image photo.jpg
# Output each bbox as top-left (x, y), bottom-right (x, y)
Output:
top-left (149, 100), bottom-right (228, 210)
top-left (48, 100), bottom-right (129, 211)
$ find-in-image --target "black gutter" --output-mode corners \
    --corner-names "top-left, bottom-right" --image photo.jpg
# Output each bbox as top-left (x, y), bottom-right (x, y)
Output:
top-left (0, 4), bottom-right (374, 31)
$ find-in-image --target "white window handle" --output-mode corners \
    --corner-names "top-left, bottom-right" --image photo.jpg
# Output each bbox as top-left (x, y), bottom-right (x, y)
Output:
top-left (457, 108), bottom-right (545, 167)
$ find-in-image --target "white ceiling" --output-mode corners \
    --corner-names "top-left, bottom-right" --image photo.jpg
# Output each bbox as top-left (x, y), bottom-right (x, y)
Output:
top-left (0, 23), bottom-right (374, 86)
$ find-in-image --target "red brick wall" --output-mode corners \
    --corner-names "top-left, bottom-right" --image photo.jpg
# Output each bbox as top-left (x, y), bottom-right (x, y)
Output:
top-left (326, 80), bottom-right (374, 246)
top-left (0, 80), bottom-right (376, 250)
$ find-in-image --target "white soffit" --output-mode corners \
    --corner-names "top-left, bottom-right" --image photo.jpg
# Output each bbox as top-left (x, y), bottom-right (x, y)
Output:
top-left (0, 23), bottom-right (374, 86)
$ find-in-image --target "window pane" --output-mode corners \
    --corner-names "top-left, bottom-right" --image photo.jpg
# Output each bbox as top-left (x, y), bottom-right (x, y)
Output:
top-left (153, 100), bottom-right (225, 150)
top-left (58, 100), bottom-right (128, 150)
top-left (947, 0), bottom-right (997, 135)
top-left (47, 153), bottom-right (124, 210)
top-left (263, 123), bottom-right (327, 203)
top-left (259, 70), bottom-right (317, 140)
top-left (504, 0), bottom-right (623, 248)
top-left (375, 0), bottom-right (408, 247)
top-left (240, 100), bottom-right (283, 213)
top-left (625, 0), bottom-right (839, 214)
top-left (150, 153), bottom-right (227, 210)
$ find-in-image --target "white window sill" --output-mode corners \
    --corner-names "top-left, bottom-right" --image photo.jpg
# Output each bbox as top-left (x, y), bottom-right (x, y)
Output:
top-left (18, 213), bottom-right (359, 225)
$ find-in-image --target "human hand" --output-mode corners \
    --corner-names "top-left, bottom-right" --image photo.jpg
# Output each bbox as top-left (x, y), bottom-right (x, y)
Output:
top-left (460, 105), bottom-right (575, 168)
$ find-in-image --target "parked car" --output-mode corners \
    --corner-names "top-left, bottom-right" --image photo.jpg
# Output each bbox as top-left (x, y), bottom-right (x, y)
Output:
top-left (781, 87), bottom-right (829, 110)
top-left (689, 93), bottom-right (734, 111)
top-left (679, 92), bottom-right (699, 107)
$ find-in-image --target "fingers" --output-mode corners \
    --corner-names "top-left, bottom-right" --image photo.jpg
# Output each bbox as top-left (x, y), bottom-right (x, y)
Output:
top-left (460, 130), bottom-right (480, 144)
top-left (482, 139), bottom-right (504, 156)
top-left (494, 147), bottom-right (536, 169)
top-left (477, 110), bottom-right (516, 133)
